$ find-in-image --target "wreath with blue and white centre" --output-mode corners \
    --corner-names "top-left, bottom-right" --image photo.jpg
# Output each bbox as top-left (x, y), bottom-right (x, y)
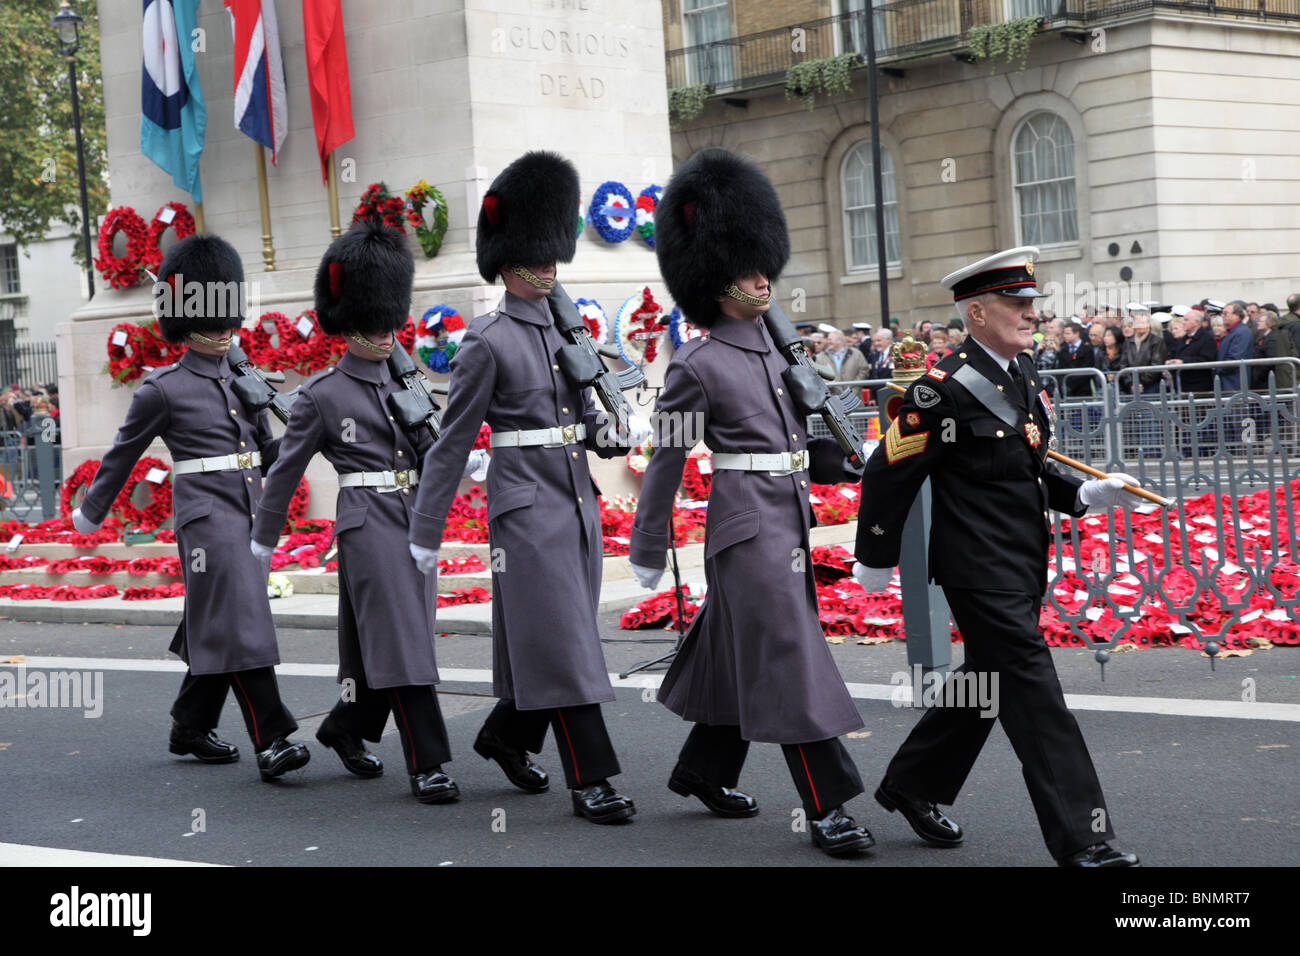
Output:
top-left (668, 306), bottom-right (706, 349)
top-left (417, 305), bottom-right (467, 373)
top-left (635, 185), bottom-right (662, 249)
top-left (588, 181), bottom-right (636, 243)
top-left (575, 298), bottom-right (609, 344)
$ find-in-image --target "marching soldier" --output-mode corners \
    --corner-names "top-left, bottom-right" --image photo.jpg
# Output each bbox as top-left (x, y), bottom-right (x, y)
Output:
top-left (72, 234), bottom-right (309, 781)
top-left (409, 151), bottom-right (642, 824)
top-left (852, 246), bottom-right (1142, 866)
top-left (629, 148), bottom-right (875, 857)
top-left (252, 221), bottom-right (481, 804)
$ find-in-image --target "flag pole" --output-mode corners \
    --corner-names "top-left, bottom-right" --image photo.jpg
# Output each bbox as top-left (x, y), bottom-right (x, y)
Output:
top-left (193, 201), bottom-right (206, 234)
top-left (255, 144), bottom-right (276, 270)
top-left (326, 150), bottom-right (342, 238)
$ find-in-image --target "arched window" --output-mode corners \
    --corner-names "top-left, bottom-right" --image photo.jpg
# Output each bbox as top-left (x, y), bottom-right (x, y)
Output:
top-left (1012, 112), bottom-right (1079, 246)
top-left (841, 141), bottom-right (900, 272)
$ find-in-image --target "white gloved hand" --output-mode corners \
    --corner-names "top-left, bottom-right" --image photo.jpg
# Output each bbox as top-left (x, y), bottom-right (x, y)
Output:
top-left (463, 448), bottom-right (490, 482)
top-left (625, 414), bottom-right (653, 446)
top-left (70, 507), bottom-right (101, 535)
top-left (250, 539), bottom-right (274, 580)
top-left (409, 542), bottom-right (440, 576)
top-left (629, 561), bottom-right (664, 591)
top-left (1078, 472), bottom-right (1141, 511)
top-left (852, 561), bottom-right (894, 593)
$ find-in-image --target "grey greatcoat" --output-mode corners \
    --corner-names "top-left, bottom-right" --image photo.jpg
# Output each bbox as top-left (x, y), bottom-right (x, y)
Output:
top-left (253, 352), bottom-right (439, 690)
top-left (629, 312), bottom-right (865, 744)
top-left (80, 349), bottom-right (281, 675)
top-left (410, 290), bottom-right (624, 710)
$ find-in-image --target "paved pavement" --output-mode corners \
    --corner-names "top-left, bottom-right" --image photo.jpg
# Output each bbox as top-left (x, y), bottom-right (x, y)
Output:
top-left (0, 616), bottom-right (1295, 868)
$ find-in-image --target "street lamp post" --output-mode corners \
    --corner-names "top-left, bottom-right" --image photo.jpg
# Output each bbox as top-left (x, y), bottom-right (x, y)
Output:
top-left (51, 0), bottom-right (95, 301)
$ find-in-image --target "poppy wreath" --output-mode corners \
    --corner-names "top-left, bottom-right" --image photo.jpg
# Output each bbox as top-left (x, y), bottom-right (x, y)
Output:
top-left (575, 298), bottom-right (609, 344)
top-left (114, 457), bottom-right (173, 532)
top-left (143, 201), bottom-right (197, 268)
top-left (352, 182), bottom-right (407, 233)
top-left (668, 305), bottom-right (706, 349)
top-left (104, 320), bottom-right (188, 386)
top-left (587, 181), bottom-right (636, 243)
top-left (240, 310), bottom-right (346, 376)
top-left (635, 185), bottom-right (662, 248)
top-left (416, 306), bottom-right (466, 373)
top-left (94, 207), bottom-right (153, 289)
top-left (613, 286), bottom-right (666, 366)
top-left (405, 180), bottom-right (449, 257)
top-left (286, 476), bottom-right (311, 529)
top-left (681, 454), bottom-right (712, 500)
top-left (59, 459), bottom-right (101, 517)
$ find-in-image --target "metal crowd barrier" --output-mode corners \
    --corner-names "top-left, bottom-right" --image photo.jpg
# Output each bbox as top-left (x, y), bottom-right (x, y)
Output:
top-left (0, 417), bottom-right (61, 523)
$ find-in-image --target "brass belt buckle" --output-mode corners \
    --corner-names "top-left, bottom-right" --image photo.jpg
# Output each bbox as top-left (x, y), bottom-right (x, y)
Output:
top-left (395, 470), bottom-right (410, 488)
top-left (562, 424), bottom-right (578, 444)
top-left (791, 450), bottom-right (807, 471)
top-left (237, 452), bottom-right (253, 470)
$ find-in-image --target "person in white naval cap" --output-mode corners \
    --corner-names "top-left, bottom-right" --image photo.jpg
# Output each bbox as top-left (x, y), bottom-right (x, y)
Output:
top-left (852, 245), bottom-right (1143, 867)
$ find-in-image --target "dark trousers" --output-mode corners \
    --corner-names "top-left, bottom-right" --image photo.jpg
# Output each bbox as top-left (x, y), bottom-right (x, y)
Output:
top-left (483, 699), bottom-right (620, 790)
top-left (325, 681), bottom-right (451, 775)
top-left (885, 587), bottom-right (1114, 860)
top-left (171, 667), bottom-right (297, 751)
top-left (677, 722), bottom-right (864, 819)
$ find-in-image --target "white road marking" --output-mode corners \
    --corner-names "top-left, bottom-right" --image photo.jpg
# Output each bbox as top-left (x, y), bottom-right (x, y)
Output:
top-left (0, 841), bottom-right (222, 867)
top-left (8, 657), bottom-right (1299, 722)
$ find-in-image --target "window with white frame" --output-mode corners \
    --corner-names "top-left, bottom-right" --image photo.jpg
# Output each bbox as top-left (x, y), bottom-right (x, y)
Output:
top-left (842, 141), bottom-right (900, 272)
top-left (0, 243), bottom-right (19, 295)
top-left (1012, 112), bottom-right (1079, 247)
top-left (683, 0), bottom-right (733, 86)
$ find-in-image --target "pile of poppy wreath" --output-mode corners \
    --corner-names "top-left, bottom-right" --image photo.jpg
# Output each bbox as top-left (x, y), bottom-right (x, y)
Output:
top-left (621, 481), bottom-right (1300, 651)
top-left (94, 203), bottom-right (197, 289)
top-left (58, 457), bottom-right (173, 532)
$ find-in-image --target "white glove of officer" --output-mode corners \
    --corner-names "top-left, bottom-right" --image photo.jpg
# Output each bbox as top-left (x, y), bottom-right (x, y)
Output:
top-left (625, 414), bottom-right (653, 446)
top-left (409, 542), bottom-right (440, 576)
top-left (1077, 472), bottom-right (1141, 511)
top-left (463, 448), bottom-right (490, 482)
top-left (852, 562), bottom-right (894, 593)
top-left (249, 539), bottom-right (274, 580)
top-left (70, 507), bottom-right (101, 535)
top-left (630, 561), bottom-right (664, 591)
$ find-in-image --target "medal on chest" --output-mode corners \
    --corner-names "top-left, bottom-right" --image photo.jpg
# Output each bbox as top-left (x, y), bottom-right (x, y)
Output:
top-left (1024, 420), bottom-right (1042, 448)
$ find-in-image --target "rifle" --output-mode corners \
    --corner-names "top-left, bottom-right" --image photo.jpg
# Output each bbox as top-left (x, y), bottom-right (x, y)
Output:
top-left (386, 344), bottom-right (444, 442)
top-left (225, 341), bottom-right (298, 424)
top-left (762, 300), bottom-right (867, 468)
top-left (547, 281), bottom-right (646, 438)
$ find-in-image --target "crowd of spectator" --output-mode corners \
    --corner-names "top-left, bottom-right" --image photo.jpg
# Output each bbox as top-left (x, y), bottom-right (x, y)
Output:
top-left (794, 291), bottom-right (1300, 405)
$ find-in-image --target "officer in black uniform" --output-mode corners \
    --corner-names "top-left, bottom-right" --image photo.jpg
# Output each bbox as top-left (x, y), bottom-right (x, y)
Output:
top-left (853, 246), bottom-right (1143, 867)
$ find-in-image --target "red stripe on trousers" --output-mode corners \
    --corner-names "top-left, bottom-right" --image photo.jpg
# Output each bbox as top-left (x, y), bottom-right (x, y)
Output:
top-left (231, 673), bottom-right (260, 749)
top-left (393, 688), bottom-right (418, 773)
top-left (555, 709), bottom-right (581, 787)
top-left (797, 745), bottom-right (821, 816)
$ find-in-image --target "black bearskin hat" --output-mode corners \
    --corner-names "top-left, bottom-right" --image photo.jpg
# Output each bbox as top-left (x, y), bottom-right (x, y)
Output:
top-left (655, 148), bottom-right (790, 327)
top-left (476, 151), bottom-right (580, 284)
top-left (314, 220), bottom-right (414, 336)
top-left (155, 233), bottom-right (245, 343)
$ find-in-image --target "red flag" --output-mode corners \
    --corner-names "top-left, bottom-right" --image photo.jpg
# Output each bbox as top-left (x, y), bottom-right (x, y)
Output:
top-left (302, 0), bottom-right (355, 184)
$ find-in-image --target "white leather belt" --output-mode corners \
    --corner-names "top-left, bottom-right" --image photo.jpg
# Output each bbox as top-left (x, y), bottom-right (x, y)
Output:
top-left (712, 450), bottom-right (808, 477)
top-left (489, 423), bottom-right (586, 449)
top-left (338, 469), bottom-right (420, 493)
top-left (173, 451), bottom-right (262, 475)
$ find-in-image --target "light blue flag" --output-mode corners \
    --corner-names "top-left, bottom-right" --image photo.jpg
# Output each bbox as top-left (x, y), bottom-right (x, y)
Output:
top-left (139, 0), bottom-right (205, 204)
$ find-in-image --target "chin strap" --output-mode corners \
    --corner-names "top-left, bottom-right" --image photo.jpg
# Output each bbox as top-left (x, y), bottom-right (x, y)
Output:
top-left (510, 265), bottom-right (556, 290)
top-left (346, 330), bottom-right (395, 356)
top-left (188, 331), bottom-right (233, 348)
top-left (723, 283), bottom-right (770, 307)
